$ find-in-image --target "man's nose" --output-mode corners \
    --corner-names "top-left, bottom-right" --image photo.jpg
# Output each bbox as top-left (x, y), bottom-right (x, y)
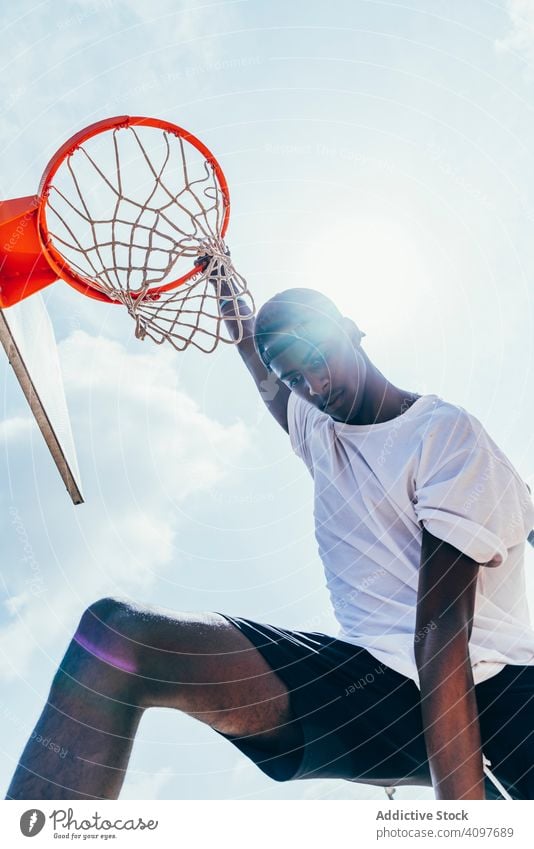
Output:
top-left (306, 373), bottom-right (329, 398)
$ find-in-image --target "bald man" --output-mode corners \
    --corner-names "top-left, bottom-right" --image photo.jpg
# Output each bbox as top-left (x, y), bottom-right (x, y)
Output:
top-left (7, 270), bottom-right (534, 801)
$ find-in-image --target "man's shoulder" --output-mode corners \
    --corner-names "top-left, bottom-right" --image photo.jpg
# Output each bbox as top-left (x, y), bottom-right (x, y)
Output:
top-left (413, 397), bottom-right (492, 477)
top-left (425, 394), bottom-right (472, 420)
top-left (420, 396), bottom-right (482, 441)
top-left (418, 396), bottom-right (525, 483)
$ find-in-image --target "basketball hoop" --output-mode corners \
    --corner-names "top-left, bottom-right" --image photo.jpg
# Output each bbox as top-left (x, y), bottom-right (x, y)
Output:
top-left (0, 116), bottom-right (254, 352)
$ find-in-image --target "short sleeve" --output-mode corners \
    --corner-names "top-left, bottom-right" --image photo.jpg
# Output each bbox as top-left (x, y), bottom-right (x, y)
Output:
top-left (287, 391), bottom-right (320, 476)
top-left (413, 408), bottom-right (534, 567)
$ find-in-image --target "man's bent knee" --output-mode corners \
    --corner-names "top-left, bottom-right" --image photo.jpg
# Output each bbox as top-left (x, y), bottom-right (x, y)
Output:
top-left (76, 596), bottom-right (134, 643)
top-left (60, 596), bottom-right (143, 697)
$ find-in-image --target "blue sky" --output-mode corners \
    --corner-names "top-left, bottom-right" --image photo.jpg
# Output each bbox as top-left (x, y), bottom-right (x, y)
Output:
top-left (1, 0), bottom-right (534, 800)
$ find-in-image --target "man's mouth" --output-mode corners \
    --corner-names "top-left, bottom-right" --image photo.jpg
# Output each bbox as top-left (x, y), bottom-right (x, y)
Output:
top-left (322, 389), bottom-right (343, 412)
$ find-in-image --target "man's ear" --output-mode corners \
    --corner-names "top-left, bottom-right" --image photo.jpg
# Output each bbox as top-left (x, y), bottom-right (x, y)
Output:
top-left (342, 316), bottom-right (366, 346)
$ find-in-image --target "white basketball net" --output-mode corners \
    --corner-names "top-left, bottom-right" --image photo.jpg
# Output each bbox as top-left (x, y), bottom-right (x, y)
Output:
top-left (42, 124), bottom-right (254, 352)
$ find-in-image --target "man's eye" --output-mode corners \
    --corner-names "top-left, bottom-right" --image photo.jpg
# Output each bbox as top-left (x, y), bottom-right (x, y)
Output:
top-left (289, 375), bottom-right (301, 388)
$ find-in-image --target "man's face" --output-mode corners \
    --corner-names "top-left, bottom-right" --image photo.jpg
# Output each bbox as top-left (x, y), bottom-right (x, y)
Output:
top-left (267, 317), bottom-right (367, 422)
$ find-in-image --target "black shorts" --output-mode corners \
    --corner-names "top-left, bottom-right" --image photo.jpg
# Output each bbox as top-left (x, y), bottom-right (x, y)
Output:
top-left (213, 613), bottom-right (534, 799)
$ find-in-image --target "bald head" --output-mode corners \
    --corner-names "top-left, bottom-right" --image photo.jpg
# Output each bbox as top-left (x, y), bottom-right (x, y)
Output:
top-left (253, 287), bottom-right (365, 369)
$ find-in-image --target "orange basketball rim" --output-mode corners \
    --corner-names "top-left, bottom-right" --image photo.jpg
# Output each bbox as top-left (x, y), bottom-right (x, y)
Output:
top-left (0, 116), bottom-right (231, 308)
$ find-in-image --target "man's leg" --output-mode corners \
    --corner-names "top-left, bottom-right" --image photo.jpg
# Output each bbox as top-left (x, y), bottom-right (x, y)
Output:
top-left (6, 597), bottom-right (301, 800)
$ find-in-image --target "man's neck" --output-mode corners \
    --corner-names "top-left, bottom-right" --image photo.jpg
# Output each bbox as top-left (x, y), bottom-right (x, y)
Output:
top-left (346, 367), bottom-right (420, 426)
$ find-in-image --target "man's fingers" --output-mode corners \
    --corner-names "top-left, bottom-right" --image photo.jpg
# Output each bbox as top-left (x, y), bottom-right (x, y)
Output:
top-left (194, 254), bottom-right (233, 292)
top-left (194, 253), bottom-right (211, 269)
top-left (194, 255), bottom-right (225, 276)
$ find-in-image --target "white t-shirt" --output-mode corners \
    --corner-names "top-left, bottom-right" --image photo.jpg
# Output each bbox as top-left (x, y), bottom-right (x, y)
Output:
top-left (287, 391), bottom-right (534, 686)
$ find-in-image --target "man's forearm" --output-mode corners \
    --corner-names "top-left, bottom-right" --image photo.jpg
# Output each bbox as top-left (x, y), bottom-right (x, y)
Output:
top-left (208, 261), bottom-right (256, 350)
top-left (210, 267), bottom-right (291, 430)
top-left (219, 295), bottom-right (255, 346)
top-left (417, 647), bottom-right (485, 800)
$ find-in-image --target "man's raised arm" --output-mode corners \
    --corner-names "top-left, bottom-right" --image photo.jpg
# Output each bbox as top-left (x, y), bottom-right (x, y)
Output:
top-left (205, 257), bottom-right (291, 432)
top-left (415, 526), bottom-right (485, 800)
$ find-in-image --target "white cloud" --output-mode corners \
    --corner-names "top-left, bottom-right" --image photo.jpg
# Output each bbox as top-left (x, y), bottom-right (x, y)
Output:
top-left (59, 330), bottom-right (247, 505)
top-left (120, 766), bottom-right (175, 800)
top-left (0, 417), bottom-right (33, 443)
top-left (0, 330), bottom-right (250, 681)
top-left (3, 591), bottom-right (32, 616)
top-left (497, 1), bottom-right (534, 66)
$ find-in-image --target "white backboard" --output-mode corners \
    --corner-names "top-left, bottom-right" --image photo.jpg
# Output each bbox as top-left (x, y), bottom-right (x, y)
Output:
top-left (0, 294), bottom-right (83, 504)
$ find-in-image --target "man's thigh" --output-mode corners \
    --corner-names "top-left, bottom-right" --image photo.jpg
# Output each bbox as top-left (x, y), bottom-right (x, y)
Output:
top-left (88, 600), bottom-right (301, 751)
